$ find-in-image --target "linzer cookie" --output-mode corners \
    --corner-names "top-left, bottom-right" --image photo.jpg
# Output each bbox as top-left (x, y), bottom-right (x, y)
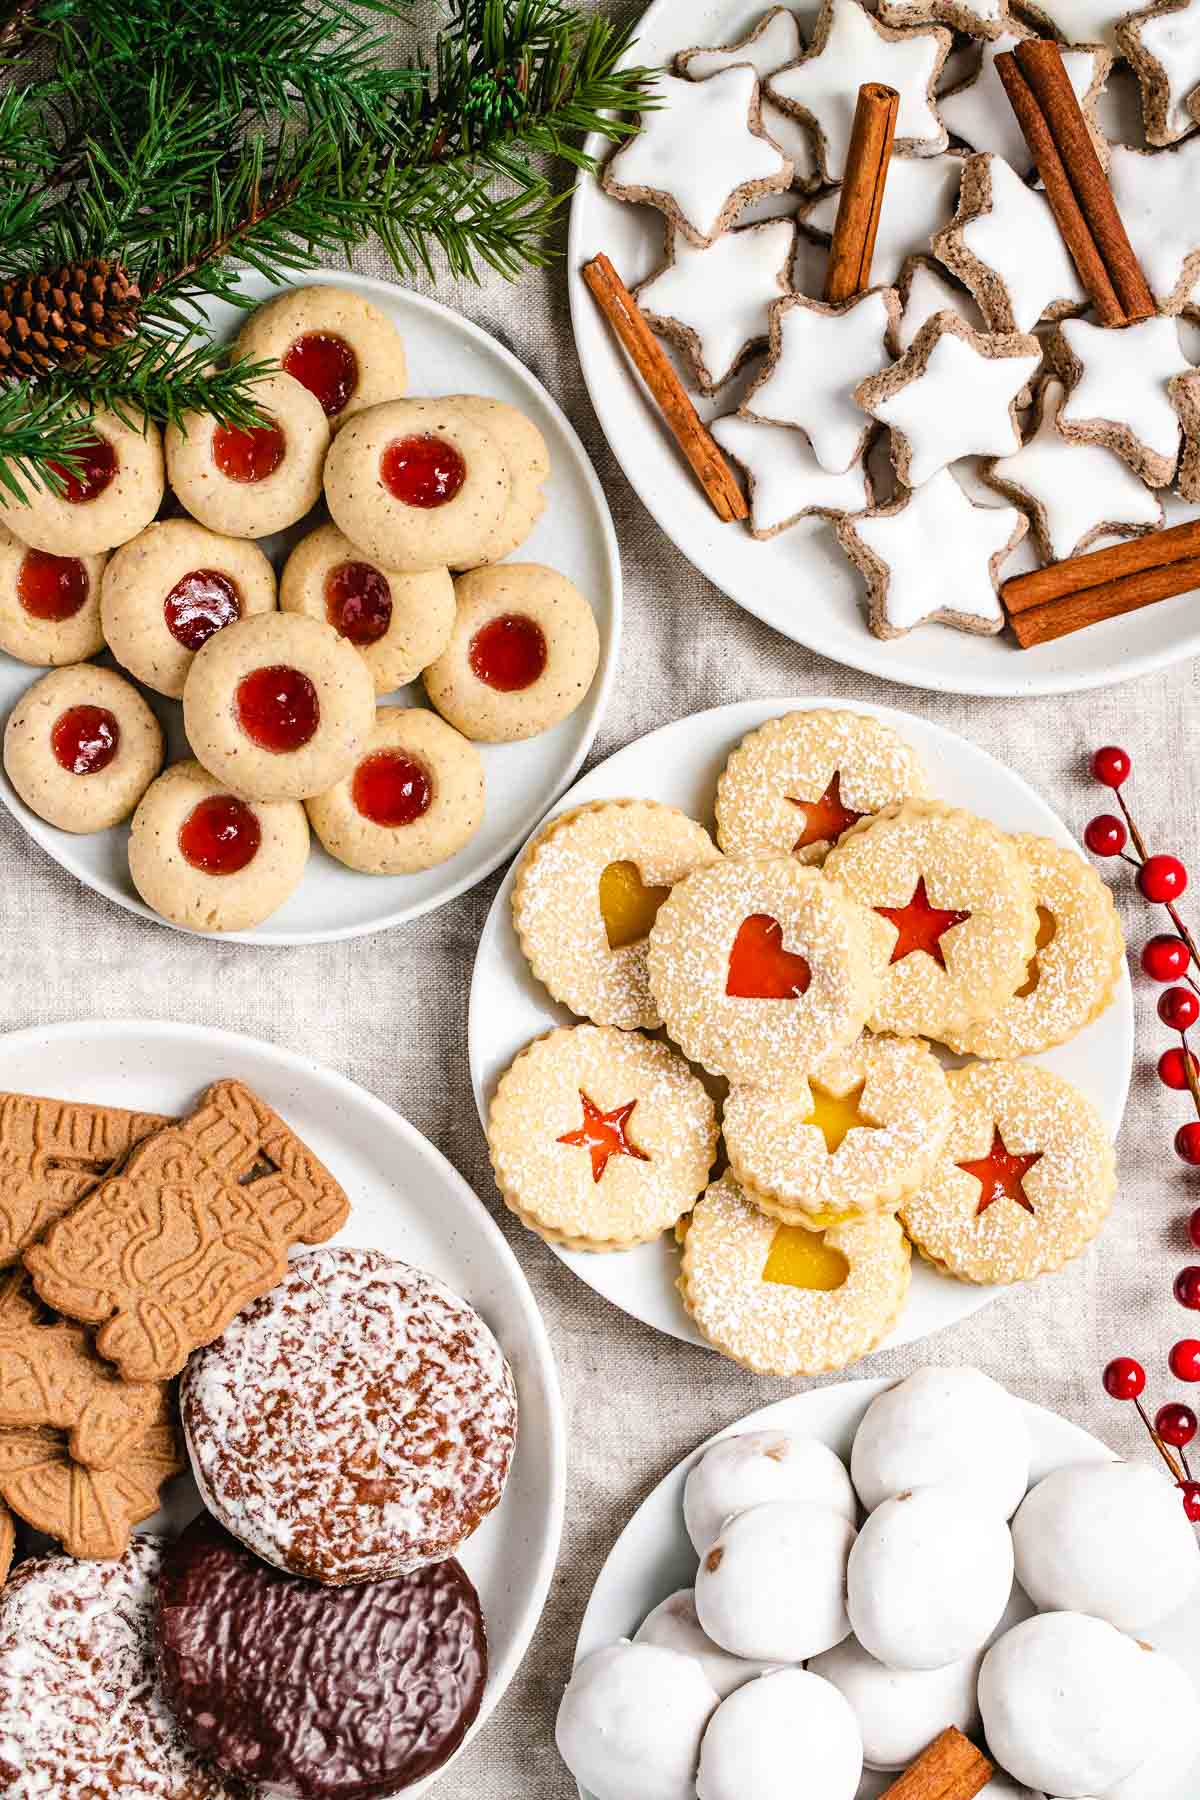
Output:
top-left (0, 1090), bottom-right (169, 1266)
top-left (25, 1079), bottom-right (349, 1383)
top-left (0, 1407), bottom-right (182, 1559)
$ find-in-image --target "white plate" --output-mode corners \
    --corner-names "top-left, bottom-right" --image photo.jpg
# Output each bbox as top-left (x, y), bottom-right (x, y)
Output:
top-left (468, 696), bottom-right (1133, 1353)
top-left (573, 1377), bottom-right (1200, 1800)
top-left (566, 0), bottom-right (1200, 697)
top-left (0, 269), bottom-right (622, 944)
top-left (0, 1018), bottom-right (566, 1800)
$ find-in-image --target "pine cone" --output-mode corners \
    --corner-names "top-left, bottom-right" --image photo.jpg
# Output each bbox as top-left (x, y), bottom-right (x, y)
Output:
top-left (0, 260), bottom-right (142, 377)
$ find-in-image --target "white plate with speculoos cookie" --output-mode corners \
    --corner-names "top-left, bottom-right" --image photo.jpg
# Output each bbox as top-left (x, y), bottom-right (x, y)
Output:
top-left (0, 269), bottom-right (620, 942)
top-left (469, 697), bottom-right (1133, 1373)
top-left (0, 1017), bottom-right (565, 1798)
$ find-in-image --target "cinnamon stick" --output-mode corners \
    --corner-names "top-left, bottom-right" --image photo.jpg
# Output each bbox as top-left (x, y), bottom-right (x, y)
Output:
top-left (580, 252), bottom-right (748, 524)
top-left (824, 82), bottom-right (899, 303)
top-left (1008, 554), bottom-right (1200, 647)
top-left (1003, 517), bottom-right (1200, 614)
top-left (879, 1728), bottom-right (994, 1799)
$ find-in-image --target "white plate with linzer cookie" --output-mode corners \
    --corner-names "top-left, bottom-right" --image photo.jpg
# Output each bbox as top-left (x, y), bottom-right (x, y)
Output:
top-left (569, 0), bottom-right (1200, 695)
top-left (0, 270), bottom-right (620, 942)
top-left (470, 697), bottom-right (1132, 1374)
top-left (0, 1017), bottom-right (565, 1797)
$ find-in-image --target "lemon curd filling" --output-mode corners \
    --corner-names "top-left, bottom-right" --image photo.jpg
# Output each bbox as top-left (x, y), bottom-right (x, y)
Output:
top-left (762, 1224), bottom-right (850, 1291)
top-left (598, 859), bottom-right (671, 950)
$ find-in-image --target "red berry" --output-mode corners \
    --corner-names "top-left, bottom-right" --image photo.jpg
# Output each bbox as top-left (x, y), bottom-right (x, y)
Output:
top-left (1103, 1356), bottom-right (1146, 1399)
top-left (1143, 935), bottom-right (1191, 982)
top-left (1180, 1481), bottom-right (1200, 1522)
top-left (1091, 746), bottom-right (1131, 787)
top-left (1177, 1267), bottom-right (1200, 1310)
top-left (1177, 1122), bottom-right (1200, 1165)
top-left (1157, 1402), bottom-right (1198, 1446)
top-left (1084, 814), bottom-right (1127, 857)
top-left (1160, 987), bottom-right (1200, 1031)
top-left (1140, 854), bottom-right (1188, 903)
top-left (1170, 1339), bottom-right (1200, 1381)
top-left (1159, 1047), bottom-right (1200, 1091)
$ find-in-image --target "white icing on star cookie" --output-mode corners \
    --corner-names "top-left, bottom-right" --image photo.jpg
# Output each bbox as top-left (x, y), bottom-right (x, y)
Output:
top-left (741, 287), bottom-right (899, 473)
top-left (1055, 314), bottom-right (1192, 487)
top-left (635, 220), bottom-right (796, 394)
top-left (803, 154), bottom-right (964, 287)
top-left (1108, 138), bottom-right (1200, 316)
top-left (711, 415), bottom-right (873, 537)
top-left (1117, 0), bottom-right (1200, 145)
top-left (890, 257), bottom-right (982, 357)
top-left (678, 10), bottom-right (819, 188)
top-left (933, 152), bottom-right (1087, 334)
top-left (879, 0), bottom-right (1010, 38)
top-left (940, 31), bottom-right (1112, 173)
top-left (1017, 1), bottom-right (1130, 48)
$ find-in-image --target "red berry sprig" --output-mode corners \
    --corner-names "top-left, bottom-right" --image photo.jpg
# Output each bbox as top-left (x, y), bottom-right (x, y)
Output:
top-left (1103, 1356), bottom-right (1199, 1516)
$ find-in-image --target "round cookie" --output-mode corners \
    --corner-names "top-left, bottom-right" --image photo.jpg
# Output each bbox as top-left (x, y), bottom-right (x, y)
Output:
top-left (4, 663), bottom-right (163, 832)
top-left (851, 1365), bottom-right (1032, 1520)
top-left (634, 1589), bottom-right (782, 1699)
top-left (182, 611), bottom-right (375, 802)
top-left (0, 524), bottom-right (106, 666)
top-left (646, 858), bottom-right (881, 1090)
top-left (808, 1634), bottom-right (982, 1772)
top-left (155, 1511), bottom-right (486, 1798)
top-left (723, 1033), bottom-right (952, 1229)
top-left (444, 394), bottom-right (550, 562)
top-left (305, 705), bottom-right (484, 875)
top-left (898, 1061), bottom-right (1116, 1285)
top-left (1107, 1644), bottom-right (1200, 1800)
top-left (129, 759), bottom-right (309, 933)
top-left (823, 799), bottom-right (1039, 1043)
top-left (181, 1246), bottom-right (517, 1583)
top-left (324, 397), bottom-right (510, 571)
top-left (0, 1537), bottom-right (239, 1797)
top-left (0, 408), bottom-right (164, 555)
top-left (487, 1024), bottom-right (718, 1251)
top-left (716, 708), bottom-right (928, 864)
top-left (556, 1641), bottom-right (719, 1800)
top-left (100, 518), bottom-right (276, 698)
top-left (694, 1499), bottom-right (856, 1663)
top-left (279, 521), bottom-right (454, 694)
top-left (423, 563), bottom-right (600, 743)
top-left (166, 371), bottom-right (330, 537)
top-left (681, 1177), bottom-right (911, 1376)
top-left (233, 282), bottom-right (407, 428)
top-left (512, 799), bottom-right (722, 1031)
top-left (683, 1430), bottom-right (857, 1558)
top-left (697, 1670), bottom-right (863, 1800)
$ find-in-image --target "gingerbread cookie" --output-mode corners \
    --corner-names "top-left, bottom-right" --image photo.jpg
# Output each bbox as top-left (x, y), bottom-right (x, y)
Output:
top-left (489, 1025), bottom-right (717, 1250)
top-left (802, 153), bottom-right (965, 287)
top-left (0, 409), bottom-right (163, 555)
top-left (878, 0), bottom-right (1009, 33)
top-left (635, 220), bottom-right (797, 395)
top-left (710, 415), bottom-right (873, 536)
top-left (679, 1175), bottom-right (911, 1376)
top-left (900, 1060), bottom-right (1116, 1283)
top-left (423, 563), bottom-right (599, 743)
top-left (933, 152), bottom-right (1086, 335)
top-left (0, 1406), bottom-right (182, 1559)
top-left (166, 371), bottom-right (330, 537)
top-left (677, 9), bottom-right (818, 185)
top-left (129, 759), bottom-right (310, 933)
top-left (233, 282), bottom-right (407, 427)
top-left (25, 1078), bottom-right (349, 1382)
top-left (1118, 0), bottom-right (1200, 145)
top-left (1108, 138), bottom-right (1200, 316)
top-left (305, 705), bottom-right (485, 875)
top-left (182, 611), bottom-right (375, 802)
top-left (0, 525), bottom-right (105, 667)
top-left (443, 394), bottom-right (551, 563)
top-left (889, 256), bottom-right (982, 358)
top-left (939, 29), bottom-right (1111, 173)
top-left (0, 1091), bottom-right (168, 1266)
top-left (0, 1502), bottom-right (11, 1588)
top-left (741, 287), bottom-right (899, 474)
top-left (512, 800), bottom-right (721, 1031)
top-left (4, 663), bottom-right (163, 832)
top-left (100, 518), bottom-right (276, 698)
top-left (1053, 314), bottom-right (1192, 487)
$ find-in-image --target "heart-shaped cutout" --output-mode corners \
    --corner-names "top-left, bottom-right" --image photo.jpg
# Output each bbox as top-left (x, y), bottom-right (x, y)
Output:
top-left (762, 1224), bottom-right (849, 1292)
top-left (725, 913), bottom-right (812, 1000)
top-left (599, 860), bottom-right (671, 951)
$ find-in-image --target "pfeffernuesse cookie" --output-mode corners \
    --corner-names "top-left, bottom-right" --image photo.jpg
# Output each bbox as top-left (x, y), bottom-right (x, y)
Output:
top-left (634, 1589), bottom-right (781, 1700)
top-left (166, 371), bottom-right (331, 536)
top-left (808, 1634), bottom-right (982, 1773)
top-left (233, 281), bottom-right (407, 428)
top-left (0, 525), bottom-right (106, 666)
top-left (443, 394), bottom-right (551, 563)
top-left (4, 663), bottom-right (163, 832)
top-left (693, 1497), bottom-right (856, 1663)
top-left (696, 1669), bottom-right (863, 1800)
top-left (556, 1641), bottom-right (720, 1800)
top-left (683, 1429), bottom-right (857, 1557)
top-left (0, 409), bottom-right (164, 555)
top-left (850, 1365), bottom-right (1032, 1519)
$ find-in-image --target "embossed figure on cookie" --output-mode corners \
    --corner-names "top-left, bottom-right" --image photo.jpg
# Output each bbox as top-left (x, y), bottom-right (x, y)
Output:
top-left (0, 1408), bottom-right (182, 1557)
top-left (0, 1092), bottom-right (169, 1267)
top-left (25, 1080), bottom-right (349, 1383)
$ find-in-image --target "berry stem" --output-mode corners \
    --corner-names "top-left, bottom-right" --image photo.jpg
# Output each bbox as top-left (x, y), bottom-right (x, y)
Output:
top-left (1134, 1395), bottom-right (1188, 1482)
top-left (1113, 786), bottom-right (1200, 974)
top-left (1182, 1030), bottom-right (1200, 1124)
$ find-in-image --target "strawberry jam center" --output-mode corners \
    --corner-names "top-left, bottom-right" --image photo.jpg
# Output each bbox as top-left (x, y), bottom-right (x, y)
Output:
top-left (52, 704), bottom-right (119, 774)
top-left (725, 914), bottom-right (812, 1000)
top-left (17, 551), bottom-right (89, 621)
top-left (179, 794), bottom-right (262, 875)
top-left (163, 569), bottom-right (241, 651)
top-left (235, 665), bottom-right (320, 753)
top-left (212, 422), bottom-right (286, 484)
top-left (324, 561), bottom-right (393, 646)
top-left (352, 750), bottom-right (432, 827)
top-left (282, 332), bottom-right (358, 417)
top-left (380, 434), bottom-right (466, 508)
top-left (50, 434), bottom-right (116, 505)
top-left (468, 613), bottom-right (546, 692)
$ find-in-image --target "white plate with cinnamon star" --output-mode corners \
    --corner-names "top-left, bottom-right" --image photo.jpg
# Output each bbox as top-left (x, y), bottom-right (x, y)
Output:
top-left (569, 0), bottom-right (1200, 695)
top-left (469, 696), bottom-right (1133, 1367)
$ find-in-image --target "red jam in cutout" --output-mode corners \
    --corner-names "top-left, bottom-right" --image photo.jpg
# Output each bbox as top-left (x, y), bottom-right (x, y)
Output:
top-left (726, 913), bottom-right (812, 1000)
top-left (468, 613), bottom-right (547, 693)
top-left (282, 331), bottom-right (358, 417)
top-left (875, 877), bottom-right (971, 969)
top-left (235, 665), bottom-right (320, 754)
top-left (50, 434), bottom-right (117, 505)
top-left (17, 551), bottom-right (89, 621)
top-left (212, 421), bottom-right (286, 484)
top-left (789, 772), bottom-right (864, 853)
top-left (325, 561), bottom-right (393, 646)
top-left (957, 1127), bottom-right (1043, 1218)
top-left (179, 794), bottom-right (261, 875)
top-left (352, 751), bottom-right (432, 828)
top-left (380, 434), bottom-right (466, 509)
top-left (51, 704), bottom-right (119, 775)
top-left (557, 1091), bottom-right (650, 1183)
top-left (163, 569), bottom-right (241, 651)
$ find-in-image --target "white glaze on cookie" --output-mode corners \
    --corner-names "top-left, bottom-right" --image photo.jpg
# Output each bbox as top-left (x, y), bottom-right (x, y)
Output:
top-left (636, 220), bottom-right (797, 393)
top-left (634, 1590), bottom-right (782, 1699)
top-left (1056, 314), bottom-right (1192, 485)
top-left (934, 151), bottom-right (1087, 334)
top-left (1108, 138), bottom-right (1200, 314)
top-left (940, 30), bottom-right (1111, 172)
top-left (742, 288), bottom-right (898, 473)
top-left (890, 257), bottom-right (982, 357)
top-left (683, 1430), bottom-right (857, 1556)
top-left (808, 1634), bottom-right (982, 1771)
top-left (696, 1669), bottom-right (863, 1800)
top-left (850, 1365), bottom-right (1032, 1518)
top-left (711, 415), bottom-right (872, 535)
top-left (556, 1642), bottom-right (719, 1800)
top-left (1118, 0), bottom-right (1200, 144)
top-left (694, 1498), bottom-right (856, 1662)
top-left (804, 154), bottom-right (964, 286)
top-left (678, 10), bottom-right (818, 184)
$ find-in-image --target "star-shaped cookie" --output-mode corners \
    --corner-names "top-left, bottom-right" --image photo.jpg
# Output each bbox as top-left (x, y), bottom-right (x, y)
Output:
top-left (1055, 315), bottom-right (1193, 487)
top-left (603, 67), bottom-right (792, 247)
top-left (741, 287), bottom-right (900, 473)
top-left (711, 414), bottom-right (874, 537)
top-left (635, 219), bottom-right (796, 394)
top-left (1018, 2), bottom-right (1131, 47)
top-left (835, 466), bottom-right (1027, 637)
top-left (1171, 369), bottom-right (1200, 504)
top-left (890, 256), bottom-right (983, 356)
top-left (1108, 138), bottom-right (1200, 316)
top-left (856, 312), bottom-right (1042, 488)
top-left (1117, 0), bottom-right (1200, 145)
top-left (939, 31), bottom-right (1112, 173)
top-left (934, 152), bottom-right (1087, 334)
top-left (803, 154), bottom-right (965, 287)
top-left (879, 0), bottom-right (1010, 37)
top-left (766, 0), bottom-right (950, 183)
top-left (982, 376), bottom-right (1164, 563)
top-left (678, 8), bottom-right (818, 187)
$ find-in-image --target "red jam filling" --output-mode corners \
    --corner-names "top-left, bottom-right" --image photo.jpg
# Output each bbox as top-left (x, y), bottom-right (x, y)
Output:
top-left (957, 1127), bottom-right (1043, 1218)
top-left (50, 434), bottom-right (117, 505)
top-left (324, 561), bottom-right (393, 646)
top-left (467, 613), bottom-right (547, 693)
top-left (352, 750), bottom-right (432, 828)
top-left (212, 421), bottom-right (286, 484)
top-left (163, 569), bottom-right (242, 651)
top-left (179, 794), bottom-right (262, 875)
top-left (725, 913), bottom-right (812, 1000)
top-left (282, 332), bottom-right (358, 417)
top-left (789, 772), bottom-right (865, 853)
top-left (557, 1091), bottom-right (650, 1183)
top-left (16, 551), bottom-right (89, 621)
top-left (875, 876), bottom-right (971, 969)
top-left (380, 434), bottom-right (466, 509)
top-left (51, 704), bottom-right (119, 775)
top-left (235, 665), bottom-right (320, 754)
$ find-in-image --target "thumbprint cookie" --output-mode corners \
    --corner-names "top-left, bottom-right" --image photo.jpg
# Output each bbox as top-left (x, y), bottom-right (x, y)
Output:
top-left (0, 524), bottom-right (106, 666)
top-left (0, 409), bottom-right (163, 555)
top-left (166, 372), bottom-right (330, 538)
top-left (233, 283), bottom-right (406, 429)
top-left (4, 664), bottom-right (163, 832)
top-left (443, 394), bottom-right (550, 563)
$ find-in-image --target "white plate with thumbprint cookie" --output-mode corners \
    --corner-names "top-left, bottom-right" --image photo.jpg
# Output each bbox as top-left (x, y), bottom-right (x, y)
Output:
top-left (468, 697), bottom-right (1132, 1360)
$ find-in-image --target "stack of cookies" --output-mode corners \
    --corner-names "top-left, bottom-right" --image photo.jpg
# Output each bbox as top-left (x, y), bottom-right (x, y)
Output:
top-left (487, 707), bottom-right (1125, 1376)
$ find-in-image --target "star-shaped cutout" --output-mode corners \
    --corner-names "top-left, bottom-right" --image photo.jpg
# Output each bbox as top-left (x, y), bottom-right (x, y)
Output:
top-left (984, 376), bottom-right (1163, 564)
top-left (1119, 3), bottom-right (1200, 144)
top-left (879, 0), bottom-right (1007, 38)
top-left (742, 287), bottom-right (897, 473)
top-left (711, 414), bottom-right (872, 537)
top-left (788, 772), bottom-right (865, 852)
top-left (893, 256), bottom-right (982, 357)
top-left (557, 1091), bottom-right (651, 1184)
top-left (935, 152), bottom-right (1087, 335)
top-left (940, 34), bottom-right (1111, 174)
top-left (804, 155), bottom-right (964, 288)
top-left (875, 876), bottom-right (971, 967)
top-left (1019, 1), bottom-right (1129, 48)
top-left (604, 67), bottom-right (791, 247)
top-left (635, 219), bottom-right (796, 394)
top-left (1057, 315), bottom-right (1193, 485)
top-left (957, 1126), bottom-right (1043, 1217)
top-left (678, 8), bottom-right (816, 181)
top-left (1108, 138), bottom-right (1200, 314)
